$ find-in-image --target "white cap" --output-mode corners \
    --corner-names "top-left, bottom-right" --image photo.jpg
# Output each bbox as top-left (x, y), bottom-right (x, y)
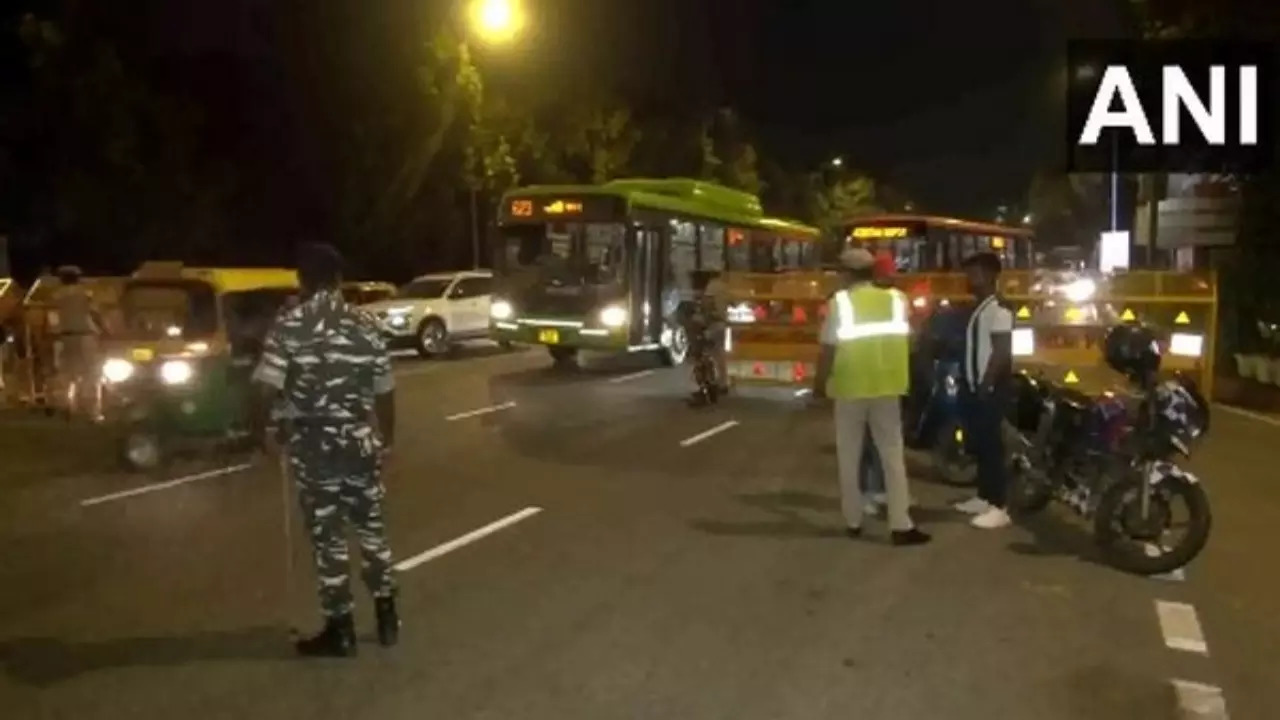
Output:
top-left (839, 248), bottom-right (875, 270)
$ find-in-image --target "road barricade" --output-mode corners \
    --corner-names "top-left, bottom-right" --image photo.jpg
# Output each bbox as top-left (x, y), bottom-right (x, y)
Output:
top-left (721, 271), bottom-right (840, 387)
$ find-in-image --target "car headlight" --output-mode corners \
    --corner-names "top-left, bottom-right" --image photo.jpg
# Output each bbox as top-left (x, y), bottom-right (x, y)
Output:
top-left (102, 358), bottom-right (135, 384)
top-left (1061, 278), bottom-right (1096, 303)
top-left (491, 300), bottom-right (514, 320)
top-left (599, 304), bottom-right (628, 328)
top-left (160, 359), bottom-right (194, 385)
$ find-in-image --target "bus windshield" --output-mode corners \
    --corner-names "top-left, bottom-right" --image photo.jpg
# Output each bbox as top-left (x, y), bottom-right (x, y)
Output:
top-left (499, 222), bottom-right (627, 286)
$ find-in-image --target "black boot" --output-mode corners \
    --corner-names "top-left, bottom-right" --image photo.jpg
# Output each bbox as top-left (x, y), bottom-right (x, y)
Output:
top-left (375, 597), bottom-right (400, 647)
top-left (295, 613), bottom-right (358, 658)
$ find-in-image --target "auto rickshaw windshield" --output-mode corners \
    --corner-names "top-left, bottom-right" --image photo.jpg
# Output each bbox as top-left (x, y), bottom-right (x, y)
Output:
top-left (119, 280), bottom-right (219, 340)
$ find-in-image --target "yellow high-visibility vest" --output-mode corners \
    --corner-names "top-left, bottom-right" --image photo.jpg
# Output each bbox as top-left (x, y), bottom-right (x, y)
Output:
top-left (827, 284), bottom-right (910, 399)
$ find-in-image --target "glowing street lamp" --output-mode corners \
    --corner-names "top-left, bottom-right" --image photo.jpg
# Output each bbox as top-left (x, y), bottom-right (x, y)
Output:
top-left (470, 0), bottom-right (524, 44)
top-left (830, 156), bottom-right (843, 168)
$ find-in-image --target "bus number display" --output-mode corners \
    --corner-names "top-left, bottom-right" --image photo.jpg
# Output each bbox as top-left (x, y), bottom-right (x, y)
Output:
top-left (850, 226), bottom-right (909, 239)
top-left (510, 199), bottom-right (534, 217)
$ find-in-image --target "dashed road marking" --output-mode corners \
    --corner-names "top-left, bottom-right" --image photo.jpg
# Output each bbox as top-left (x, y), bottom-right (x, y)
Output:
top-left (1156, 600), bottom-right (1209, 654)
top-left (79, 463), bottom-right (254, 507)
top-left (1215, 403), bottom-right (1280, 427)
top-left (608, 369), bottom-right (655, 384)
top-left (679, 420), bottom-right (740, 447)
top-left (794, 388), bottom-right (812, 397)
top-left (445, 401), bottom-right (516, 421)
top-left (394, 506), bottom-right (543, 572)
top-left (1171, 679), bottom-right (1229, 719)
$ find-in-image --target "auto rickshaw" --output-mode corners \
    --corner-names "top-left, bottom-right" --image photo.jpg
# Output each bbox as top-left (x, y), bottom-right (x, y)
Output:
top-left (341, 281), bottom-right (396, 307)
top-left (99, 262), bottom-right (299, 471)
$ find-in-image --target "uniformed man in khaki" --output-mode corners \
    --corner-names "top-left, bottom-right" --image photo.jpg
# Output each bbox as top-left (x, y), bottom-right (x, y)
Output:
top-left (50, 266), bottom-right (102, 415)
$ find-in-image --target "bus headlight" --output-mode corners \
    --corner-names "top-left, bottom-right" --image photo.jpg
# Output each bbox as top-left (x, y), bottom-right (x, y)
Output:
top-left (599, 304), bottom-right (628, 328)
top-left (102, 358), bottom-right (135, 384)
top-left (1062, 278), bottom-right (1097, 303)
top-left (490, 300), bottom-right (514, 320)
top-left (160, 359), bottom-right (194, 385)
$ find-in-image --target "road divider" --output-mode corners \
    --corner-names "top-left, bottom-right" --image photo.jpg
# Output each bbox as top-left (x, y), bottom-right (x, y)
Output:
top-left (79, 463), bottom-right (254, 507)
top-left (1156, 600), bottom-right (1209, 655)
top-left (394, 506), bottom-right (543, 572)
top-left (679, 420), bottom-right (740, 447)
top-left (445, 401), bottom-right (517, 422)
top-left (608, 369), bottom-right (655, 384)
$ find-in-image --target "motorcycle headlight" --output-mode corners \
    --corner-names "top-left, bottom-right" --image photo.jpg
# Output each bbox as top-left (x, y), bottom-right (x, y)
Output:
top-left (599, 304), bottom-right (628, 328)
top-left (102, 358), bottom-right (135, 384)
top-left (160, 359), bottom-right (194, 385)
top-left (491, 300), bottom-right (514, 320)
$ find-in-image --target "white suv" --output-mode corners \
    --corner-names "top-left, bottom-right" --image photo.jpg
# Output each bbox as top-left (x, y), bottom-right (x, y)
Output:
top-left (361, 270), bottom-right (498, 358)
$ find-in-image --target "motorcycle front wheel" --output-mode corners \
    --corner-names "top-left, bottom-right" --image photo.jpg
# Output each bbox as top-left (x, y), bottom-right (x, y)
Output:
top-left (931, 419), bottom-right (976, 486)
top-left (1094, 473), bottom-right (1212, 576)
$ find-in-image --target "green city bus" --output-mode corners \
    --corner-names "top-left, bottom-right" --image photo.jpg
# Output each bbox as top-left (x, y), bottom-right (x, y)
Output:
top-left (491, 178), bottom-right (822, 367)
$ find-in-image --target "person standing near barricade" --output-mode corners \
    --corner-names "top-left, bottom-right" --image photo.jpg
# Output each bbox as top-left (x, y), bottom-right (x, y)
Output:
top-left (952, 252), bottom-right (1015, 529)
top-left (812, 248), bottom-right (930, 545)
top-left (50, 266), bottom-right (102, 417)
top-left (252, 243), bottom-right (400, 657)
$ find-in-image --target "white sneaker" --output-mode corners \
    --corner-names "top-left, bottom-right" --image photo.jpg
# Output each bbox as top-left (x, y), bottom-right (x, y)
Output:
top-left (970, 507), bottom-right (1013, 529)
top-left (953, 497), bottom-right (991, 515)
top-left (863, 500), bottom-right (884, 517)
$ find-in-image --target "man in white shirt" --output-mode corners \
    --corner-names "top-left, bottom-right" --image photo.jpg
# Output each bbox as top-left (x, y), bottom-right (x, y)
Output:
top-left (953, 252), bottom-right (1014, 529)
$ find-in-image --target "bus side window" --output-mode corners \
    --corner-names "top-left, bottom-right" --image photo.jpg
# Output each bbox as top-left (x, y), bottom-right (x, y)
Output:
top-left (670, 220), bottom-right (697, 300)
top-left (698, 223), bottom-right (725, 271)
top-left (725, 228), bottom-right (749, 271)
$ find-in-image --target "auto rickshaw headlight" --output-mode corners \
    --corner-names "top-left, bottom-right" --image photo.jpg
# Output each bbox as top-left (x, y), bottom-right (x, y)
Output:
top-left (160, 359), bottom-right (195, 385)
top-left (102, 358), bottom-right (135, 384)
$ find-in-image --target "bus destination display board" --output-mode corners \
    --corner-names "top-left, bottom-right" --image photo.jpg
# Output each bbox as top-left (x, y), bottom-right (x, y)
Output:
top-left (500, 195), bottom-right (624, 223)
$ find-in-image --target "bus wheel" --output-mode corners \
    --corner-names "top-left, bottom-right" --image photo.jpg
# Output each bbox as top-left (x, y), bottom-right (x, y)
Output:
top-left (659, 325), bottom-right (689, 367)
top-left (548, 346), bottom-right (578, 369)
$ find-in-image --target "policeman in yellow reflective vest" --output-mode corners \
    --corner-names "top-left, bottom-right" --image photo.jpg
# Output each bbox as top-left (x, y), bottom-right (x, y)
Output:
top-left (812, 248), bottom-right (930, 546)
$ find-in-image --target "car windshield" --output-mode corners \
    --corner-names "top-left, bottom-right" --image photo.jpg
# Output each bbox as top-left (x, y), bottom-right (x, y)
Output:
top-left (119, 281), bottom-right (219, 340)
top-left (397, 279), bottom-right (452, 299)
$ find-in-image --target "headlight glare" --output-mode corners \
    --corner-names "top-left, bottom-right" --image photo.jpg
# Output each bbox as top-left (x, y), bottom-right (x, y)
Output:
top-left (491, 300), bottom-right (514, 320)
top-left (1062, 278), bottom-right (1097, 303)
top-left (160, 359), bottom-right (194, 385)
top-left (599, 304), bottom-right (628, 328)
top-left (102, 358), bottom-right (135, 384)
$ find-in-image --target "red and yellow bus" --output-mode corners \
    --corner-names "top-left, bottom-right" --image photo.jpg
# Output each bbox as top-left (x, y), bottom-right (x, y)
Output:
top-left (841, 214), bottom-right (1035, 272)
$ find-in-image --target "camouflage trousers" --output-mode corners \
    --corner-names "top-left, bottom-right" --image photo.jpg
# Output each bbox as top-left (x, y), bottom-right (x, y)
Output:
top-left (289, 426), bottom-right (396, 617)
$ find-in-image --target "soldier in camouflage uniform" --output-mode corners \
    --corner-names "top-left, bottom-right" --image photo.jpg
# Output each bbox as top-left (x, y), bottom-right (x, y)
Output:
top-left (252, 243), bottom-right (399, 658)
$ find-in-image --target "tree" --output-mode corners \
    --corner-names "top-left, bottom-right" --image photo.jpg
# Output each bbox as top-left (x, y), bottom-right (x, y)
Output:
top-left (1026, 170), bottom-right (1108, 247)
top-left (699, 108), bottom-right (762, 194)
top-left (16, 13), bottom-right (236, 270)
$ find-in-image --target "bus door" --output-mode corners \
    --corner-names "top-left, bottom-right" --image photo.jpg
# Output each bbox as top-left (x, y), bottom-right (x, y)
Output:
top-left (628, 226), bottom-right (664, 347)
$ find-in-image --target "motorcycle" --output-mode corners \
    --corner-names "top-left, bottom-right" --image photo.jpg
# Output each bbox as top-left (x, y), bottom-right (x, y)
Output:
top-left (909, 358), bottom-right (975, 486)
top-left (1005, 368), bottom-right (1212, 576)
top-left (679, 301), bottom-right (721, 407)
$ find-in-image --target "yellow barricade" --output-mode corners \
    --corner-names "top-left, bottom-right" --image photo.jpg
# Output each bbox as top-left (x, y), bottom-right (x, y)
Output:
top-left (720, 269), bottom-right (1218, 397)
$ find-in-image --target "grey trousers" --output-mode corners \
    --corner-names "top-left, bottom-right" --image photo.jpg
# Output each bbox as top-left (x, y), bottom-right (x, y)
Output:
top-left (834, 396), bottom-right (914, 531)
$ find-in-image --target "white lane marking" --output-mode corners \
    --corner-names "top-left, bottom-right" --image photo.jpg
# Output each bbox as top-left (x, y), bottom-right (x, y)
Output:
top-left (679, 420), bottom-right (740, 447)
top-left (794, 388), bottom-right (812, 397)
top-left (445, 401), bottom-right (516, 421)
top-left (608, 369), bottom-right (655, 384)
top-left (394, 506), bottom-right (543, 572)
top-left (1215, 403), bottom-right (1280, 427)
top-left (79, 463), bottom-right (254, 507)
top-left (1146, 543), bottom-right (1187, 582)
top-left (1171, 679), bottom-right (1230, 719)
top-left (1156, 600), bottom-right (1209, 654)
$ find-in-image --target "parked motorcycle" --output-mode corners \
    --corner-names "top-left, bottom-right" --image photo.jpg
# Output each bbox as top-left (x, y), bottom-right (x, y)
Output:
top-left (910, 358), bottom-right (975, 486)
top-left (1005, 324), bottom-right (1212, 576)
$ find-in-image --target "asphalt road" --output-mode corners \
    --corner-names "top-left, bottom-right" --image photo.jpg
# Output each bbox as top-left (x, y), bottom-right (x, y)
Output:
top-left (1, 344), bottom-right (1275, 719)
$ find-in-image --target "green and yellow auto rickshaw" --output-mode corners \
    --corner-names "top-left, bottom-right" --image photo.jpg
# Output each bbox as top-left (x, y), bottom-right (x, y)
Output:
top-left (99, 262), bottom-right (300, 471)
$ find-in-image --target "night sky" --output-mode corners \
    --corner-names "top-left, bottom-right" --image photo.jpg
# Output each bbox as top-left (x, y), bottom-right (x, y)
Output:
top-left (4, 0), bottom-right (1131, 227)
